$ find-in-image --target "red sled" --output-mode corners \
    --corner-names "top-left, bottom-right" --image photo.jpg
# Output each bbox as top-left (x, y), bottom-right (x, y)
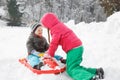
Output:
top-left (19, 58), bottom-right (66, 74)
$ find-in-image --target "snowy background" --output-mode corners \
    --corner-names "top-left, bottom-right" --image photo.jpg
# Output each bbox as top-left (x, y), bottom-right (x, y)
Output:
top-left (0, 8), bottom-right (120, 80)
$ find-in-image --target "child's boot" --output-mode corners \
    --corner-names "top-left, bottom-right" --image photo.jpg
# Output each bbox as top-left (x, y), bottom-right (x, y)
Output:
top-left (38, 62), bottom-right (44, 70)
top-left (33, 62), bottom-right (44, 70)
top-left (96, 67), bottom-right (104, 79)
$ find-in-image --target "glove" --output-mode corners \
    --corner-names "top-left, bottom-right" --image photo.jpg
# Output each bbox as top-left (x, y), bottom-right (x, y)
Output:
top-left (31, 50), bottom-right (40, 57)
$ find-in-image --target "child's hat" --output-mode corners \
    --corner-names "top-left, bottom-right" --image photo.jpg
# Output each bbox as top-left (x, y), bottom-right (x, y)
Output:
top-left (30, 22), bottom-right (41, 32)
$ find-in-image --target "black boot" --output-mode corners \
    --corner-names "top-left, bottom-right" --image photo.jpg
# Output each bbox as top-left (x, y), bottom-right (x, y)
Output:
top-left (90, 76), bottom-right (99, 80)
top-left (96, 68), bottom-right (104, 79)
top-left (33, 62), bottom-right (44, 70)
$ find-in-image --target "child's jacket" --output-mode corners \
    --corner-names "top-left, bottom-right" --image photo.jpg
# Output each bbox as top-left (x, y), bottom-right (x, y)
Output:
top-left (26, 33), bottom-right (49, 55)
top-left (41, 13), bottom-right (82, 57)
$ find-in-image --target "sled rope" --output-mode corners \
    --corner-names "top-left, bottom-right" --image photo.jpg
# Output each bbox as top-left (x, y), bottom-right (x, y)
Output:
top-left (47, 29), bottom-right (63, 80)
top-left (59, 71), bottom-right (62, 80)
top-left (57, 67), bottom-right (63, 80)
top-left (47, 29), bottom-right (50, 43)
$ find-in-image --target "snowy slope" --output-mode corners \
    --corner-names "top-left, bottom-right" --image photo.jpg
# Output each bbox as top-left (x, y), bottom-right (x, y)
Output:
top-left (0, 12), bottom-right (120, 80)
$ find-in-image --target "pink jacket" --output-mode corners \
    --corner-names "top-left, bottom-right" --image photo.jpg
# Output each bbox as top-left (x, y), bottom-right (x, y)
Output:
top-left (40, 13), bottom-right (82, 57)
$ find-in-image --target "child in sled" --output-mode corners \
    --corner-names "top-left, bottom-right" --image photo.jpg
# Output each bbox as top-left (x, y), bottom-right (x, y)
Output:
top-left (26, 22), bottom-right (66, 70)
top-left (40, 13), bottom-right (104, 80)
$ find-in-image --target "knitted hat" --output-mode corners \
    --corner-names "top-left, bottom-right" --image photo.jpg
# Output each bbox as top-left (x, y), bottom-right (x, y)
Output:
top-left (30, 22), bottom-right (41, 32)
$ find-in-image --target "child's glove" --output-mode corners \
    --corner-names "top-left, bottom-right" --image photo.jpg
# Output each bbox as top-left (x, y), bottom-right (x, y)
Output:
top-left (31, 50), bottom-right (40, 57)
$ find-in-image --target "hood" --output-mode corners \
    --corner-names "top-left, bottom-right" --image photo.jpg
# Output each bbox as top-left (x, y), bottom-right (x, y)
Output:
top-left (40, 12), bottom-right (60, 29)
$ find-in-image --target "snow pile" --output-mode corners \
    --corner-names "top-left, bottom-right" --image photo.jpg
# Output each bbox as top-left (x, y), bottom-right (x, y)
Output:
top-left (0, 20), bottom-right (7, 26)
top-left (0, 12), bottom-right (120, 80)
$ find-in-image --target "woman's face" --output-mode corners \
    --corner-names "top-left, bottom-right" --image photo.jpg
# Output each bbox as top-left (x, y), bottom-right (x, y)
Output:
top-left (34, 26), bottom-right (43, 37)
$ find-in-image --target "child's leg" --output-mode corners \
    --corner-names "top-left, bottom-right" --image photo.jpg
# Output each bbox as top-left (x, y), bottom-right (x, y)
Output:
top-left (66, 46), bottom-right (96, 80)
top-left (27, 54), bottom-right (40, 67)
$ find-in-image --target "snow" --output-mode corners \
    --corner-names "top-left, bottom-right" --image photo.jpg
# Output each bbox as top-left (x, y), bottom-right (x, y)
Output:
top-left (0, 20), bottom-right (7, 26)
top-left (0, 9), bottom-right (120, 80)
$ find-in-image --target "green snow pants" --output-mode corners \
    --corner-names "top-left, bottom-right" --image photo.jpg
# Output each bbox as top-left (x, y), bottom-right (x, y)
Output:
top-left (66, 46), bottom-right (96, 80)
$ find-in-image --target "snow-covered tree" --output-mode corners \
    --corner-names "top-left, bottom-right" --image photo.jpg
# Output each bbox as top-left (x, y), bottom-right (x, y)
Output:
top-left (7, 0), bottom-right (23, 26)
top-left (3, 0), bottom-right (107, 25)
top-left (100, 0), bottom-right (120, 17)
top-left (73, 0), bottom-right (106, 24)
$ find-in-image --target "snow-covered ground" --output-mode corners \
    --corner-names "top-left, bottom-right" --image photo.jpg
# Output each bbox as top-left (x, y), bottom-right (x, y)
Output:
top-left (0, 10), bottom-right (120, 80)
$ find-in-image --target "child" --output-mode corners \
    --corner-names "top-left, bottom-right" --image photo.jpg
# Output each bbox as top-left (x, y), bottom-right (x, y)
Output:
top-left (26, 22), bottom-right (66, 70)
top-left (40, 13), bottom-right (104, 80)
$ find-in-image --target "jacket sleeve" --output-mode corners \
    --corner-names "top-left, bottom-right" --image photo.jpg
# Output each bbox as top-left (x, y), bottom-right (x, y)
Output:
top-left (26, 35), bottom-right (34, 55)
top-left (47, 34), bottom-right (60, 57)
